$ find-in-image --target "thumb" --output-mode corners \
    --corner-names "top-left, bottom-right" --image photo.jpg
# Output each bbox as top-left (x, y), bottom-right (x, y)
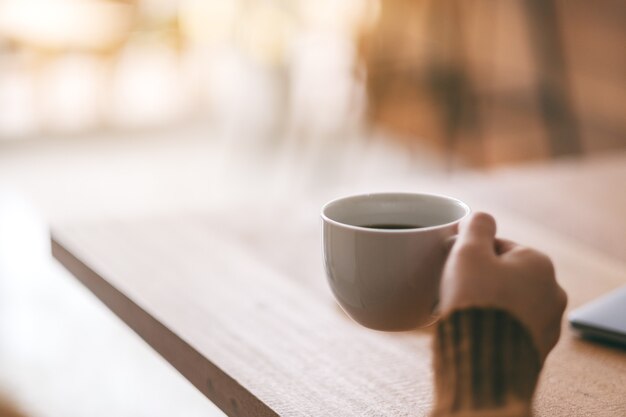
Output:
top-left (456, 212), bottom-right (497, 253)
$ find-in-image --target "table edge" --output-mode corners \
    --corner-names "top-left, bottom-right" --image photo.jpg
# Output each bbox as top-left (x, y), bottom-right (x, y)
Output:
top-left (50, 232), bottom-right (279, 417)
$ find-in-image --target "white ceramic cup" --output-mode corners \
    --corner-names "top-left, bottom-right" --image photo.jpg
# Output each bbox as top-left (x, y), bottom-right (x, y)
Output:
top-left (322, 192), bottom-right (470, 331)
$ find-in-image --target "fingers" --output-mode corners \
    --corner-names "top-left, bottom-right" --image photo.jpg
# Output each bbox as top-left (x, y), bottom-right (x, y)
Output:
top-left (444, 235), bottom-right (457, 252)
top-left (494, 238), bottom-right (518, 255)
top-left (456, 212), bottom-right (497, 254)
top-left (503, 246), bottom-right (556, 277)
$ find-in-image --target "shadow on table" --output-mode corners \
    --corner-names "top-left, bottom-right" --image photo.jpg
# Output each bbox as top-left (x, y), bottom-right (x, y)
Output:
top-left (572, 334), bottom-right (626, 354)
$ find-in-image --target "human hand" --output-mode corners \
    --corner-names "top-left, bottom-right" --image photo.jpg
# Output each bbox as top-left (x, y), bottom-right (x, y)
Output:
top-left (440, 212), bottom-right (567, 361)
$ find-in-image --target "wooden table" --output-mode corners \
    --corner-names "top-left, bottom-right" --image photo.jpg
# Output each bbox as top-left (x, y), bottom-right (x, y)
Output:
top-left (51, 156), bottom-right (626, 417)
top-left (453, 152), bottom-right (626, 262)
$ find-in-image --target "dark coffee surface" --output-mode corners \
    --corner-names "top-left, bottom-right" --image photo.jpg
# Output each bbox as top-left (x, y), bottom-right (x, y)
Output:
top-left (359, 224), bottom-right (425, 230)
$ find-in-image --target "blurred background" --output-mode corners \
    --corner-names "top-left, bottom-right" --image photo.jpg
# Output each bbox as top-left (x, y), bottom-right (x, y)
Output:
top-left (0, 1), bottom-right (624, 416)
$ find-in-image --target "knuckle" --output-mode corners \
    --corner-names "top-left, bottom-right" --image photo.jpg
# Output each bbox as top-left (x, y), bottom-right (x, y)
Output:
top-left (513, 245), bottom-right (534, 257)
top-left (522, 247), bottom-right (556, 275)
top-left (538, 253), bottom-right (556, 275)
top-left (538, 255), bottom-right (556, 276)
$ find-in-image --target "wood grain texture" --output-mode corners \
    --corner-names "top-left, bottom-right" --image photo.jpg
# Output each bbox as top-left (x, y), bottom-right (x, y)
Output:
top-left (51, 201), bottom-right (626, 416)
top-left (452, 151), bottom-right (626, 262)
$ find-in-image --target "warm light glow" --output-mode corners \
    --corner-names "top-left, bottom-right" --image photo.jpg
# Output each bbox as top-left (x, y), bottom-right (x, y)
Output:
top-left (179, 0), bottom-right (240, 46)
top-left (240, 4), bottom-right (294, 66)
top-left (0, 0), bottom-right (134, 51)
top-left (0, 0), bottom-right (380, 139)
top-left (40, 55), bottom-right (105, 132)
top-left (298, 0), bottom-right (380, 35)
top-left (0, 66), bottom-right (38, 138)
top-left (109, 45), bottom-right (186, 128)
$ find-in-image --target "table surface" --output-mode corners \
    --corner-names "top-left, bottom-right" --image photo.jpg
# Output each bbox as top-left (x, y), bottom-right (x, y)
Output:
top-left (51, 154), bottom-right (626, 417)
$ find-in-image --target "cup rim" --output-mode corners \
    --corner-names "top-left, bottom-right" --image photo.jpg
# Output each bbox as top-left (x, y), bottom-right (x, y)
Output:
top-left (321, 192), bottom-right (471, 233)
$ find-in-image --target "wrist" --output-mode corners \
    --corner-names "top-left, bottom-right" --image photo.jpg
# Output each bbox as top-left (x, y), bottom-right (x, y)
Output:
top-left (431, 308), bottom-right (541, 417)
